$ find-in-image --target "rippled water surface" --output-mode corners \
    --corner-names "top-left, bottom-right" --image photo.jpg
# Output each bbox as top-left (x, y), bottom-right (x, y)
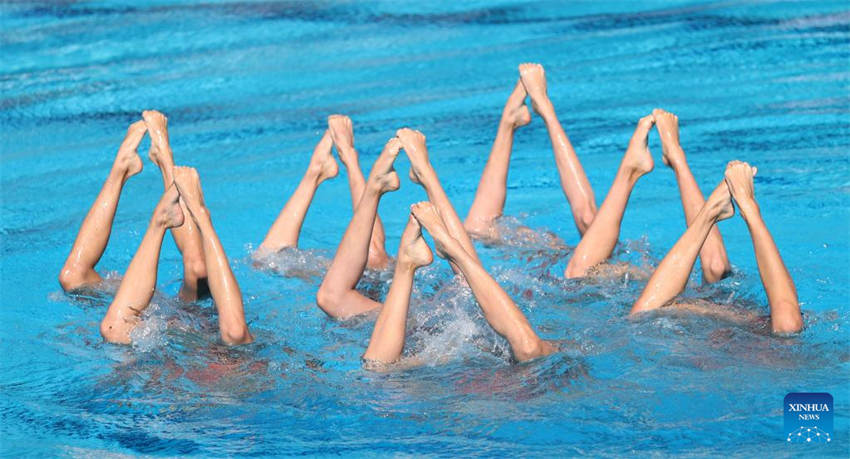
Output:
top-left (2, 1), bottom-right (849, 456)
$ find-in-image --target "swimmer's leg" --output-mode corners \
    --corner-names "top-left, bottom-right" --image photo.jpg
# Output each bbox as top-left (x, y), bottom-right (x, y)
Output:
top-left (520, 63), bottom-right (596, 235)
top-left (316, 138), bottom-right (401, 319)
top-left (59, 121), bottom-right (146, 292)
top-left (258, 131), bottom-right (338, 252)
top-left (724, 161), bottom-right (801, 334)
top-left (654, 108), bottom-right (731, 283)
top-left (631, 181), bottom-right (734, 314)
top-left (173, 167), bottom-right (253, 345)
top-left (464, 80), bottom-right (531, 238)
top-left (363, 216), bottom-right (433, 364)
top-left (412, 202), bottom-right (556, 362)
top-left (100, 185), bottom-right (184, 344)
top-left (143, 110), bottom-right (208, 302)
top-left (328, 115), bottom-right (391, 270)
top-left (565, 115), bottom-right (655, 278)
top-left (397, 128), bottom-right (481, 270)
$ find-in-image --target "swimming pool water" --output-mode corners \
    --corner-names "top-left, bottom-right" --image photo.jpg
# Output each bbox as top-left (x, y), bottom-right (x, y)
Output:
top-left (1, 1), bottom-right (849, 456)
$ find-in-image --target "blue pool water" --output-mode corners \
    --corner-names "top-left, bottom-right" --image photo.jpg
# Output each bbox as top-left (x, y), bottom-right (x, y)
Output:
top-left (2, 1), bottom-right (849, 456)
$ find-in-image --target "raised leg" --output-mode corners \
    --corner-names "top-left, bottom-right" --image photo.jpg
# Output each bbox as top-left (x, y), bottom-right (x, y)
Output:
top-left (464, 81), bottom-right (532, 238)
top-left (397, 128), bottom-right (481, 269)
top-left (520, 63), bottom-right (597, 234)
top-left (173, 167), bottom-right (253, 345)
top-left (362, 216), bottom-right (433, 364)
top-left (59, 121), bottom-right (146, 292)
top-left (258, 131), bottom-right (338, 252)
top-left (316, 138), bottom-right (402, 319)
top-left (724, 161), bottom-right (801, 334)
top-left (412, 202), bottom-right (556, 362)
top-left (143, 110), bottom-right (208, 302)
top-left (631, 182), bottom-right (734, 314)
top-left (564, 115), bottom-right (655, 278)
top-left (655, 108), bottom-right (731, 283)
top-left (328, 115), bottom-right (391, 270)
top-left (100, 185), bottom-right (184, 344)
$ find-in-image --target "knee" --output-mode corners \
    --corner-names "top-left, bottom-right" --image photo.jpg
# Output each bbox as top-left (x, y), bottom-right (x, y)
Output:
top-left (704, 258), bottom-right (730, 283)
top-left (578, 210), bottom-right (596, 233)
top-left (58, 266), bottom-right (85, 292)
top-left (772, 308), bottom-right (803, 335)
top-left (99, 317), bottom-right (130, 344)
top-left (185, 259), bottom-right (207, 282)
top-left (513, 337), bottom-right (546, 362)
top-left (220, 325), bottom-right (253, 345)
top-left (316, 284), bottom-right (343, 317)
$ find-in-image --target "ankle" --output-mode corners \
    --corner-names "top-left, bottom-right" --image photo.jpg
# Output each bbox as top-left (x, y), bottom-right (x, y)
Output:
top-left (737, 199), bottom-right (760, 221)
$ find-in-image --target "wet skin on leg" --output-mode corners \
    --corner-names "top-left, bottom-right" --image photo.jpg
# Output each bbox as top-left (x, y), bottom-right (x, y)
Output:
top-left (412, 202), bottom-right (556, 362)
top-left (464, 80), bottom-right (531, 239)
top-left (100, 185), bottom-right (184, 344)
top-left (328, 115), bottom-right (391, 270)
top-left (397, 128), bottom-right (481, 271)
top-left (723, 161), bottom-right (801, 334)
top-left (316, 138), bottom-right (402, 319)
top-left (59, 121), bottom-right (146, 292)
top-left (362, 216), bottom-right (433, 364)
top-left (564, 115), bottom-right (655, 278)
top-left (654, 108), bottom-right (731, 283)
top-left (520, 63), bottom-right (597, 235)
top-left (143, 110), bottom-right (208, 302)
top-left (258, 131), bottom-right (339, 252)
top-left (173, 167), bottom-right (253, 345)
top-left (630, 181), bottom-right (735, 314)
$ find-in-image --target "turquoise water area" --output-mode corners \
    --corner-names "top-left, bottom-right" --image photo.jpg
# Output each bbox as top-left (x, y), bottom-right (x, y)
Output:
top-left (2, 1), bottom-right (849, 456)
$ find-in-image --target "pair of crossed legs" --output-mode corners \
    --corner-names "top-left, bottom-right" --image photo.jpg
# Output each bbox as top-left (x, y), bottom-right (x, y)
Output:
top-left (257, 115), bottom-right (390, 270)
top-left (464, 64), bottom-right (731, 284)
top-left (59, 112), bottom-right (210, 301)
top-left (631, 161), bottom-right (802, 334)
top-left (60, 114), bottom-right (252, 345)
top-left (315, 127), bottom-right (553, 364)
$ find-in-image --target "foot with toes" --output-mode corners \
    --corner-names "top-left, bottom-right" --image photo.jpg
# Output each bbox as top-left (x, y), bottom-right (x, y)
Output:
top-left (622, 114), bottom-right (656, 178)
top-left (366, 138), bottom-right (402, 194)
top-left (724, 160), bottom-right (758, 217)
top-left (410, 202), bottom-right (458, 260)
top-left (396, 128), bottom-right (432, 186)
top-left (154, 184), bottom-right (185, 229)
top-left (328, 115), bottom-right (358, 167)
top-left (310, 130), bottom-right (339, 183)
top-left (114, 121), bottom-right (146, 179)
top-left (652, 108), bottom-right (685, 168)
top-left (173, 166), bottom-right (208, 224)
top-left (142, 110), bottom-right (175, 175)
top-left (502, 80), bottom-right (532, 129)
top-left (518, 63), bottom-right (553, 117)
top-left (397, 216), bottom-right (433, 270)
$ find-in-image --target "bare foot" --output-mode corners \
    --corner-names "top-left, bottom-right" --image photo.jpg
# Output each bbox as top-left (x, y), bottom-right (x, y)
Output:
top-left (652, 108), bottom-right (685, 168)
top-left (518, 63), bottom-right (551, 116)
top-left (309, 130), bottom-right (339, 183)
top-left (410, 202), bottom-right (457, 259)
top-left (724, 160), bottom-right (758, 215)
top-left (398, 216), bottom-right (433, 269)
top-left (366, 138), bottom-right (401, 194)
top-left (622, 114), bottom-right (655, 177)
top-left (154, 184), bottom-right (185, 229)
top-left (396, 128), bottom-right (431, 185)
top-left (502, 80), bottom-right (531, 128)
top-left (142, 110), bottom-right (174, 174)
top-left (173, 166), bottom-right (207, 222)
top-left (705, 181), bottom-right (735, 221)
top-left (327, 114), bottom-right (357, 166)
top-left (114, 121), bottom-right (146, 178)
